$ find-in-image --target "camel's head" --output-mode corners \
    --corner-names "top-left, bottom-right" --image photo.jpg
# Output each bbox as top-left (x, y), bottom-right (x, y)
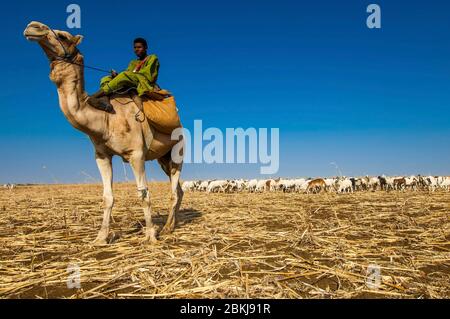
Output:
top-left (24, 21), bottom-right (83, 61)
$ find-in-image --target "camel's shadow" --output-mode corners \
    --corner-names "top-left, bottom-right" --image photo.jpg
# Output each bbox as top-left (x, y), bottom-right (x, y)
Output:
top-left (124, 208), bottom-right (202, 237)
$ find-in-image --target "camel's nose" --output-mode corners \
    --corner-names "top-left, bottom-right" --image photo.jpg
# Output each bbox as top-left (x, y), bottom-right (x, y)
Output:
top-left (24, 21), bottom-right (49, 38)
top-left (27, 21), bottom-right (46, 29)
top-left (24, 21), bottom-right (48, 32)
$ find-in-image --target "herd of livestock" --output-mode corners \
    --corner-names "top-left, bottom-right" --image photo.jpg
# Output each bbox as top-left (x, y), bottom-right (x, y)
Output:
top-left (2, 176), bottom-right (450, 194)
top-left (182, 175), bottom-right (450, 194)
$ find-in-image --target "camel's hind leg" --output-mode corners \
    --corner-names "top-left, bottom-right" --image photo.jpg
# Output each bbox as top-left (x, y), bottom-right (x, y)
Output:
top-left (158, 152), bottom-right (184, 235)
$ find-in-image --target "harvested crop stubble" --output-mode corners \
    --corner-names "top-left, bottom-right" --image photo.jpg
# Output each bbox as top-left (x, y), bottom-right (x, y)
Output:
top-left (0, 183), bottom-right (448, 298)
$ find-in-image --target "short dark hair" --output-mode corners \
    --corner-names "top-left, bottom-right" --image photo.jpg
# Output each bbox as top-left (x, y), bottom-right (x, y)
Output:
top-left (134, 37), bottom-right (148, 49)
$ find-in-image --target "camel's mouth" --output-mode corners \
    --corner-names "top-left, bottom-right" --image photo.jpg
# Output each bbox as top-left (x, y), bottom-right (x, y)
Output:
top-left (24, 34), bottom-right (45, 42)
top-left (24, 21), bottom-right (50, 42)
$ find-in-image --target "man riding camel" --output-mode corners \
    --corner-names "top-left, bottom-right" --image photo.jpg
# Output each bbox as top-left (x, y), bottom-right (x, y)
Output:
top-left (88, 37), bottom-right (160, 113)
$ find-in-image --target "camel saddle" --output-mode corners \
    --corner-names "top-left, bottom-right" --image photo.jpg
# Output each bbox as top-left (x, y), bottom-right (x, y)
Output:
top-left (143, 89), bottom-right (182, 134)
top-left (129, 89), bottom-right (180, 133)
top-left (129, 89), bottom-right (182, 160)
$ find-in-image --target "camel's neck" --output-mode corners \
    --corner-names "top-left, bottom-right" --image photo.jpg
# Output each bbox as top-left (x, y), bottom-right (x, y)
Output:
top-left (50, 55), bottom-right (107, 139)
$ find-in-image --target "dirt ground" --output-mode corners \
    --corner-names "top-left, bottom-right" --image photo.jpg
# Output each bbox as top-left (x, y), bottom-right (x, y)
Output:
top-left (0, 183), bottom-right (448, 299)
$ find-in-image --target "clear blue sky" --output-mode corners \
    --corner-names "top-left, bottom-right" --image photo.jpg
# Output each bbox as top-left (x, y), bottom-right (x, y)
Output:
top-left (1, 0), bottom-right (449, 183)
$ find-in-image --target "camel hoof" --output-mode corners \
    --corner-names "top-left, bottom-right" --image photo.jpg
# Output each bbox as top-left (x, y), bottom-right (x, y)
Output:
top-left (141, 235), bottom-right (158, 245)
top-left (160, 224), bottom-right (175, 236)
top-left (141, 227), bottom-right (158, 244)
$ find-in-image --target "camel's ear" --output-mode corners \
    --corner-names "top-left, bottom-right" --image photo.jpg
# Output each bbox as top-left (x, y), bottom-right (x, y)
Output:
top-left (73, 35), bottom-right (83, 46)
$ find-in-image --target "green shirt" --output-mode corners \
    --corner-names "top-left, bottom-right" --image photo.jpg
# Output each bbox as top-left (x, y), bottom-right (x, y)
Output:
top-left (127, 54), bottom-right (160, 84)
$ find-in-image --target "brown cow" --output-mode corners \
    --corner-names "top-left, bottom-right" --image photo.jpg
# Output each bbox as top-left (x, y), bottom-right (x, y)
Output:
top-left (393, 178), bottom-right (406, 191)
top-left (306, 178), bottom-right (327, 194)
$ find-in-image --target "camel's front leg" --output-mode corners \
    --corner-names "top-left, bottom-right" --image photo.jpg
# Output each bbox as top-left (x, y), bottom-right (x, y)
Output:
top-left (129, 154), bottom-right (157, 243)
top-left (93, 154), bottom-right (113, 246)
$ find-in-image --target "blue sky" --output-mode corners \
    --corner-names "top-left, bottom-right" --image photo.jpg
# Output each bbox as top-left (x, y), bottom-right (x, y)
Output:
top-left (1, 0), bottom-right (449, 183)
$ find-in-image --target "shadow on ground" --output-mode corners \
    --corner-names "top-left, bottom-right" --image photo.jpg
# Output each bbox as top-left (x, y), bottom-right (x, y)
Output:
top-left (115, 208), bottom-right (202, 242)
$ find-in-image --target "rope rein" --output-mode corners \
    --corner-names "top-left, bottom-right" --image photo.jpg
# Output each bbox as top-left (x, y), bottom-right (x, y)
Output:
top-left (50, 29), bottom-right (140, 97)
top-left (50, 29), bottom-right (111, 74)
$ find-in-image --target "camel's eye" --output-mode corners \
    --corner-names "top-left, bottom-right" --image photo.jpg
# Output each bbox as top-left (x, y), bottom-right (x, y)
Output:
top-left (58, 34), bottom-right (67, 40)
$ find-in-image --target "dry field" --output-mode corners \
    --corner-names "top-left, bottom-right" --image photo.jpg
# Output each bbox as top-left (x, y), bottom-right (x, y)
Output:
top-left (0, 183), bottom-right (449, 299)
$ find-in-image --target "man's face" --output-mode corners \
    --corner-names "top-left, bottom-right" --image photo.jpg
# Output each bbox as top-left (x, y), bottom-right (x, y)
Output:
top-left (134, 43), bottom-right (147, 59)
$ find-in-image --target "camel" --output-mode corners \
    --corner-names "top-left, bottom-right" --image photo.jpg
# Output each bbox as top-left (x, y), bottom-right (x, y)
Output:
top-left (23, 21), bottom-right (184, 245)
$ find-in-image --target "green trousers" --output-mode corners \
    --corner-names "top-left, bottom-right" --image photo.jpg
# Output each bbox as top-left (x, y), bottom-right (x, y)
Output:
top-left (100, 71), bottom-right (154, 96)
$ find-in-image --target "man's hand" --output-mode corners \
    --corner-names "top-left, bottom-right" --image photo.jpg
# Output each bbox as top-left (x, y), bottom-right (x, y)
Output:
top-left (111, 70), bottom-right (118, 78)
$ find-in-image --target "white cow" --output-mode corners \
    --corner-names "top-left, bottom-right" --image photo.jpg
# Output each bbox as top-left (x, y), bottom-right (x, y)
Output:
top-left (255, 179), bottom-right (269, 193)
top-left (4, 184), bottom-right (16, 190)
top-left (247, 179), bottom-right (258, 192)
top-left (436, 176), bottom-right (446, 187)
top-left (235, 179), bottom-right (248, 192)
top-left (324, 178), bottom-right (336, 192)
top-left (337, 179), bottom-right (353, 193)
top-left (224, 180), bottom-right (242, 193)
top-left (276, 179), bottom-right (295, 192)
top-left (297, 179), bottom-right (311, 193)
top-left (368, 177), bottom-right (380, 191)
top-left (384, 177), bottom-right (396, 191)
top-left (207, 180), bottom-right (229, 193)
top-left (198, 180), bottom-right (211, 192)
top-left (182, 181), bottom-right (199, 192)
top-left (404, 176), bottom-right (419, 191)
top-left (440, 177), bottom-right (450, 191)
top-left (292, 179), bottom-right (308, 192)
top-left (425, 176), bottom-right (439, 192)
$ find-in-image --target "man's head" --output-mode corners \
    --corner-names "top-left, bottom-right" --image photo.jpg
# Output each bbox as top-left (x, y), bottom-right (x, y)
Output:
top-left (134, 38), bottom-right (148, 59)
